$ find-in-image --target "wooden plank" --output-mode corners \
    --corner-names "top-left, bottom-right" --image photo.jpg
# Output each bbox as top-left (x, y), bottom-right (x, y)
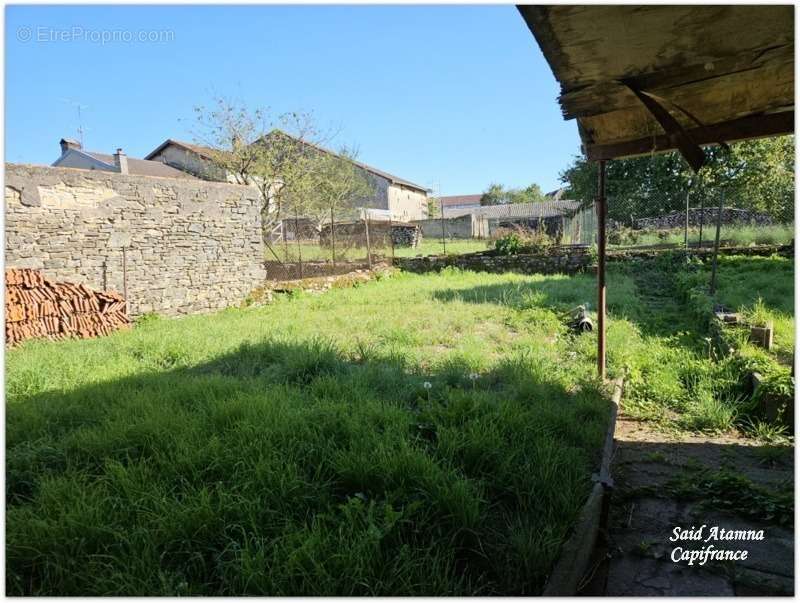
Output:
top-left (627, 87), bottom-right (706, 171)
top-left (560, 45), bottom-right (794, 120)
top-left (584, 110), bottom-right (794, 161)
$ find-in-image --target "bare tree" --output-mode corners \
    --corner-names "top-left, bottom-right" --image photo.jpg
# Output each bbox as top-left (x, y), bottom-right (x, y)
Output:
top-left (192, 98), bottom-right (377, 266)
top-left (192, 99), bottom-right (331, 248)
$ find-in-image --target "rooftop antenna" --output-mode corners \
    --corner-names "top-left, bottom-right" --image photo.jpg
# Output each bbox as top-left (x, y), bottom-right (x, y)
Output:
top-left (60, 98), bottom-right (89, 147)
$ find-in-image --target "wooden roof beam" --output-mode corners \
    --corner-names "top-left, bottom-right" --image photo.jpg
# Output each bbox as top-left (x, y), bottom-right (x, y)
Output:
top-left (584, 110), bottom-right (794, 161)
top-left (627, 86), bottom-right (706, 171)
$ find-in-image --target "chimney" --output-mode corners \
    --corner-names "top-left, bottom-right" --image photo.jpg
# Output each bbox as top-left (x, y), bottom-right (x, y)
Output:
top-left (59, 138), bottom-right (81, 155)
top-left (113, 148), bottom-right (129, 174)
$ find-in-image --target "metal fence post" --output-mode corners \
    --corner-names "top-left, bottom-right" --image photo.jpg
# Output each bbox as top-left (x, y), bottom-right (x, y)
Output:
top-left (698, 195), bottom-right (705, 248)
top-left (709, 191), bottom-right (725, 294)
top-left (330, 207), bottom-right (336, 268)
top-left (364, 212), bottom-right (372, 269)
top-left (684, 182), bottom-right (692, 250)
top-left (389, 216), bottom-right (395, 261)
top-left (294, 209), bottom-right (303, 279)
top-left (122, 246), bottom-right (129, 316)
top-left (597, 161), bottom-right (607, 381)
top-left (440, 197), bottom-right (447, 255)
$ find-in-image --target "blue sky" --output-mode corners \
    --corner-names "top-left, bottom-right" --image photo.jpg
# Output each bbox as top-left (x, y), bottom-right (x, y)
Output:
top-left (5, 5), bottom-right (581, 195)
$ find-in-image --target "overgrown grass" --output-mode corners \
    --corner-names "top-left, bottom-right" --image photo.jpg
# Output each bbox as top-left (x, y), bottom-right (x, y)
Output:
top-left (7, 257), bottom-right (793, 594)
top-left (7, 269), bottom-right (612, 596)
top-left (610, 223), bottom-right (794, 248)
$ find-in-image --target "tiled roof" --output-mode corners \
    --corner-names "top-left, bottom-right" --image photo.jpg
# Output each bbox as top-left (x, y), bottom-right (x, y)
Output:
top-left (265, 131), bottom-right (429, 192)
top-left (439, 194), bottom-right (482, 208)
top-left (144, 139), bottom-right (216, 161)
top-left (85, 152), bottom-right (197, 179)
top-left (147, 133), bottom-right (430, 193)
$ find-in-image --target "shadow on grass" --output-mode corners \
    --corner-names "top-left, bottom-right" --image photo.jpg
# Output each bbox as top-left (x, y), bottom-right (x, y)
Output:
top-left (7, 338), bottom-right (611, 596)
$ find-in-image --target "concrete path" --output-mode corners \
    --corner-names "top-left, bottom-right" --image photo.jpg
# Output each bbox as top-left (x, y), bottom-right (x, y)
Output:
top-left (582, 417), bottom-right (794, 596)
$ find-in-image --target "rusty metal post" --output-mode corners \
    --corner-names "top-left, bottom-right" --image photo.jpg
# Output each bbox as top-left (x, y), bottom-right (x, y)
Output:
top-left (597, 161), bottom-right (607, 380)
top-left (709, 190), bottom-right (725, 294)
top-left (684, 180), bottom-right (692, 250)
top-left (698, 195), bottom-right (705, 248)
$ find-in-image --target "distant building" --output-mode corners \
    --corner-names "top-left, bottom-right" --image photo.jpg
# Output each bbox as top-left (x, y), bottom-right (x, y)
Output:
top-left (52, 138), bottom-right (196, 179)
top-left (428, 199), bottom-right (595, 245)
top-left (545, 187), bottom-right (567, 201)
top-left (145, 132), bottom-right (430, 222)
top-left (439, 194), bottom-right (482, 217)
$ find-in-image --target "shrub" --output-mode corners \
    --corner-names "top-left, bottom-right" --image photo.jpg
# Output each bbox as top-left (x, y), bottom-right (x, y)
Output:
top-left (493, 232), bottom-right (524, 256)
top-left (491, 225), bottom-right (553, 256)
top-left (607, 226), bottom-right (640, 246)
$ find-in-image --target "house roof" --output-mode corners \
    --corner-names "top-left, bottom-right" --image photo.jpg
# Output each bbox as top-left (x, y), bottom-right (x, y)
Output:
top-left (84, 151), bottom-right (197, 179)
top-left (54, 148), bottom-right (196, 179)
top-left (445, 200), bottom-right (583, 219)
top-left (439, 194), bottom-right (482, 208)
top-left (518, 5), bottom-right (794, 168)
top-left (147, 133), bottom-right (430, 193)
top-left (144, 139), bottom-right (216, 161)
top-left (262, 130), bottom-right (430, 193)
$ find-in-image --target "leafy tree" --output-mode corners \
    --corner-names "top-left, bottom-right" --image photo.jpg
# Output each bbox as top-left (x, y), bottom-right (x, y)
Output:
top-left (559, 135), bottom-right (794, 223)
top-left (427, 196), bottom-right (441, 219)
top-left (480, 183), bottom-right (508, 206)
top-left (509, 183), bottom-right (547, 204)
top-left (480, 182), bottom-right (548, 206)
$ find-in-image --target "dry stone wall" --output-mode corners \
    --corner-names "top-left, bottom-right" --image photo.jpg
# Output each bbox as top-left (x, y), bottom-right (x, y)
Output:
top-left (5, 163), bottom-right (265, 317)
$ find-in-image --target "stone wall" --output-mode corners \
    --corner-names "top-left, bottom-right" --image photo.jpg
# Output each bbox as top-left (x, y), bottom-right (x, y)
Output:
top-left (5, 163), bottom-right (265, 317)
top-left (412, 214), bottom-right (476, 239)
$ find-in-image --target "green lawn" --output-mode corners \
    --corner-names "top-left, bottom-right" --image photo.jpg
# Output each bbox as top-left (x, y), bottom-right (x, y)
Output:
top-left (610, 223), bottom-right (794, 249)
top-left (7, 269), bottom-right (611, 596)
top-left (6, 260), bottom-right (790, 595)
top-left (682, 254), bottom-right (794, 365)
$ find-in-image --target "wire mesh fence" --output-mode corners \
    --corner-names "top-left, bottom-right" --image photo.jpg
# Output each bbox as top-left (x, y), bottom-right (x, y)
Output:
top-left (262, 200), bottom-right (609, 280)
top-left (605, 186), bottom-right (794, 250)
top-left (263, 207), bottom-right (424, 281)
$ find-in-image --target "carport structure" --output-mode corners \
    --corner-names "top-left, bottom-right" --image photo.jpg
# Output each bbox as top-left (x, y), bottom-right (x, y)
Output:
top-left (518, 4), bottom-right (794, 378)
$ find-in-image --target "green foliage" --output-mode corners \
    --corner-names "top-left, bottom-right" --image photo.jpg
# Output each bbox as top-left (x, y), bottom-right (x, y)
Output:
top-left (559, 135), bottom-right (794, 223)
top-left (426, 196), bottom-right (440, 219)
top-left (668, 467), bottom-right (793, 527)
top-left (493, 232), bottom-right (524, 256)
top-left (607, 224), bottom-right (794, 248)
top-left (480, 182), bottom-right (547, 206)
top-left (491, 226), bottom-right (554, 256)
